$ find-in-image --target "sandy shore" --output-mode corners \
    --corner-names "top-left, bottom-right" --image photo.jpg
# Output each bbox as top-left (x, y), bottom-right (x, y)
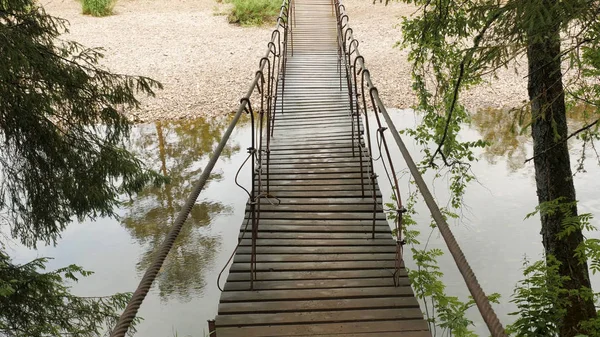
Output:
top-left (41, 0), bottom-right (528, 122)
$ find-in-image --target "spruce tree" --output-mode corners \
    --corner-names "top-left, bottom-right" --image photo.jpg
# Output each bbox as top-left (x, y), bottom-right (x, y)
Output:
top-left (1, 0), bottom-right (164, 335)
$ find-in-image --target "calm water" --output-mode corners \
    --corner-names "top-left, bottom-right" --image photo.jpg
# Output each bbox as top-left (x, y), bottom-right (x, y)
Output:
top-left (4, 109), bottom-right (600, 337)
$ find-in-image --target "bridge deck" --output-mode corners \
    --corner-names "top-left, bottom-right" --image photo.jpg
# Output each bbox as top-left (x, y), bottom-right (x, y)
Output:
top-left (213, 0), bottom-right (431, 335)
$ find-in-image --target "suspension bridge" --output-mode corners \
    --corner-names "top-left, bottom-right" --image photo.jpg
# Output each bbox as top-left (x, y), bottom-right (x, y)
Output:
top-left (109, 0), bottom-right (507, 336)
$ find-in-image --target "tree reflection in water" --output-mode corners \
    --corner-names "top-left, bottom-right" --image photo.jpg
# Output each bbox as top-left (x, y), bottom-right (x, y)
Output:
top-left (121, 116), bottom-right (242, 302)
top-left (471, 107), bottom-right (530, 172)
top-left (471, 105), bottom-right (593, 172)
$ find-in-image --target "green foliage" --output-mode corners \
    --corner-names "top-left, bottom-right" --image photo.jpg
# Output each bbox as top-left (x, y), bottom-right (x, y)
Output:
top-left (394, 191), bottom-right (600, 336)
top-left (398, 0), bottom-right (600, 332)
top-left (506, 255), bottom-right (600, 337)
top-left (81, 0), bottom-right (116, 17)
top-left (1, 0), bottom-right (166, 248)
top-left (1, 0), bottom-right (166, 334)
top-left (525, 197), bottom-right (600, 275)
top-left (396, 0), bottom-right (600, 213)
top-left (0, 251), bottom-right (139, 336)
top-left (227, 0), bottom-right (280, 26)
top-left (506, 256), bottom-right (569, 337)
top-left (410, 247), bottom-right (485, 337)
top-left (389, 190), bottom-right (500, 336)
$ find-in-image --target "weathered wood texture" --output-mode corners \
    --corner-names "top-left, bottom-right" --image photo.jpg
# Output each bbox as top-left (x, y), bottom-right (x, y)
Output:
top-left (214, 0), bottom-right (430, 335)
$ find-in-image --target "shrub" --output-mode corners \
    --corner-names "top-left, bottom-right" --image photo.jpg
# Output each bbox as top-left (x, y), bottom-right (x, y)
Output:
top-left (81, 0), bottom-right (115, 17)
top-left (227, 0), bottom-right (280, 26)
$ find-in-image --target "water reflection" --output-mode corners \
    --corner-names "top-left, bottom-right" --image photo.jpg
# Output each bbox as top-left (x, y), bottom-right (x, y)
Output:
top-left (377, 108), bottom-right (600, 336)
top-left (471, 107), bottom-right (529, 171)
top-left (471, 105), bottom-right (596, 172)
top-left (121, 116), bottom-right (242, 302)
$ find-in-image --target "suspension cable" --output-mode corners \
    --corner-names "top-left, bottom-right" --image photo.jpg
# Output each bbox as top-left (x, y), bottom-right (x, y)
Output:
top-left (334, 1), bottom-right (507, 336)
top-left (109, 1), bottom-right (290, 335)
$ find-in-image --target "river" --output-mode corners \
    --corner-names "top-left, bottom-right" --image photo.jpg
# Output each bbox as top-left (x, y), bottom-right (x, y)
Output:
top-left (5, 108), bottom-right (600, 337)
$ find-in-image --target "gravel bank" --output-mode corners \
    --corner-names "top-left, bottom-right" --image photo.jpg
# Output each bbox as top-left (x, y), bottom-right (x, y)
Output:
top-left (343, 0), bottom-right (528, 112)
top-left (41, 0), bottom-right (527, 122)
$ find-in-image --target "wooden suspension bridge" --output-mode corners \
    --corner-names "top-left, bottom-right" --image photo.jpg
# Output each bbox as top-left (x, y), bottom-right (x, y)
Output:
top-left (211, 0), bottom-right (430, 335)
top-left (109, 0), bottom-right (507, 336)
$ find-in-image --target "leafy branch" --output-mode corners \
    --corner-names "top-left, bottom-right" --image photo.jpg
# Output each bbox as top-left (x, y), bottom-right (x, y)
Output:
top-left (524, 118), bottom-right (600, 164)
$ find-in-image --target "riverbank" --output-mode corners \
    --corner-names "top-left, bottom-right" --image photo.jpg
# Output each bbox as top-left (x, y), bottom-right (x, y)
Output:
top-left (42, 0), bottom-right (528, 122)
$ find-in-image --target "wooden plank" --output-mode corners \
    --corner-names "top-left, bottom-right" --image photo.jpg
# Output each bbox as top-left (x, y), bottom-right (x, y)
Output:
top-left (267, 141), bottom-right (359, 149)
top-left (273, 132), bottom-right (359, 140)
top-left (240, 225), bottom-right (390, 233)
top-left (262, 170), bottom-right (369, 177)
top-left (273, 129), bottom-right (357, 137)
top-left (219, 295), bottom-right (416, 312)
top-left (256, 197), bottom-right (382, 205)
top-left (261, 173), bottom-right (366, 180)
top-left (274, 116), bottom-right (352, 123)
top-left (222, 277), bottom-right (408, 291)
top-left (229, 261), bottom-right (397, 272)
top-left (267, 156), bottom-right (366, 162)
top-left (235, 245), bottom-right (397, 254)
top-left (273, 127), bottom-right (355, 135)
top-left (220, 286), bottom-right (414, 302)
top-left (270, 131), bottom-right (356, 139)
top-left (266, 167), bottom-right (367, 174)
top-left (254, 185), bottom-right (377, 192)
top-left (265, 161), bottom-right (363, 169)
top-left (292, 332), bottom-right (432, 337)
top-left (233, 253), bottom-right (397, 263)
top-left (254, 178), bottom-right (366, 186)
top-left (274, 124), bottom-right (355, 132)
top-left (236, 219), bottom-right (389, 226)
top-left (226, 269), bottom-right (400, 281)
top-left (237, 232), bottom-right (392, 240)
top-left (265, 165), bottom-right (367, 172)
top-left (266, 148), bottom-right (358, 156)
top-left (247, 203), bottom-right (382, 212)
top-left (274, 123), bottom-right (355, 131)
top-left (266, 143), bottom-right (357, 150)
top-left (255, 191), bottom-right (382, 198)
top-left (237, 238), bottom-right (395, 246)
top-left (244, 212), bottom-right (387, 220)
top-left (216, 320), bottom-right (430, 337)
top-left (267, 137), bottom-right (357, 145)
top-left (274, 114), bottom-right (351, 122)
top-left (216, 308), bottom-right (424, 326)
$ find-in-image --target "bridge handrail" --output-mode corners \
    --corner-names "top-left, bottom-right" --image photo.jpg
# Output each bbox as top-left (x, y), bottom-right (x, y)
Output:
top-left (333, 2), bottom-right (507, 336)
top-left (108, 2), bottom-right (292, 335)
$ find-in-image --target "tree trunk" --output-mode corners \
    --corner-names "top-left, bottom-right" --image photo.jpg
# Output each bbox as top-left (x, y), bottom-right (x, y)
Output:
top-left (527, 3), bottom-right (597, 335)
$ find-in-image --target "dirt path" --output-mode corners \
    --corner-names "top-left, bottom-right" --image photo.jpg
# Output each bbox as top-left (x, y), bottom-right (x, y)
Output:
top-left (41, 0), bottom-right (527, 122)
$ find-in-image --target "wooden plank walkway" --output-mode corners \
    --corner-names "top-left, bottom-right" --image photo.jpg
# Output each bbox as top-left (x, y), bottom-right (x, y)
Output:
top-left (213, 0), bottom-right (431, 335)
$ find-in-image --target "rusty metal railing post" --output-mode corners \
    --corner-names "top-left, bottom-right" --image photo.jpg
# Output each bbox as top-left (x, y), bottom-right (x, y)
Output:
top-left (207, 320), bottom-right (216, 337)
top-left (352, 56), bottom-right (365, 195)
top-left (241, 100), bottom-right (257, 289)
top-left (368, 87), bottom-right (403, 241)
top-left (290, 0), bottom-right (294, 56)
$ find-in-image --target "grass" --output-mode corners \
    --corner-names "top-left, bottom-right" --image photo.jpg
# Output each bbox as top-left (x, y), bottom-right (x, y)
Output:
top-left (81, 0), bottom-right (116, 17)
top-left (227, 0), bottom-right (280, 26)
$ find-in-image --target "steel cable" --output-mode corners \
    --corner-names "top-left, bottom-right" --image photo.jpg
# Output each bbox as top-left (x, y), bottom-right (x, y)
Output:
top-left (108, 1), bottom-right (290, 335)
top-left (334, 0), bottom-right (507, 336)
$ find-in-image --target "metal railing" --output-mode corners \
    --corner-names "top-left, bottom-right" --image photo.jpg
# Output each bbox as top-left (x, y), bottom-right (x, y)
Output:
top-left (108, 1), bottom-right (292, 335)
top-left (332, 1), bottom-right (508, 336)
